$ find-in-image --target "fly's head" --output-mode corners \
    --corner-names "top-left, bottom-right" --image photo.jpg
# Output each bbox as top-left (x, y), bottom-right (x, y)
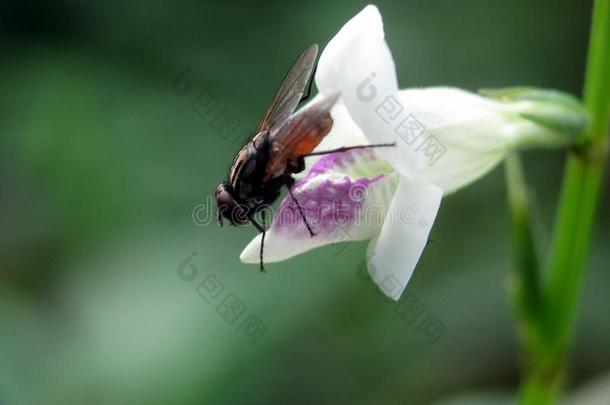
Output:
top-left (215, 182), bottom-right (250, 226)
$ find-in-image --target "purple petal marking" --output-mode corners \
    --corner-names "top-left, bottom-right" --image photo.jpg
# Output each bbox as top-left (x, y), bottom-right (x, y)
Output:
top-left (272, 150), bottom-right (384, 237)
top-left (300, 148), bottom-right (377, 184)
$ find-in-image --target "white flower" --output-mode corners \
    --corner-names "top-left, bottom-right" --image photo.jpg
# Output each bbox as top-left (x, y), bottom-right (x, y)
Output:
top-left (240, 5), bottom-right (586, 300)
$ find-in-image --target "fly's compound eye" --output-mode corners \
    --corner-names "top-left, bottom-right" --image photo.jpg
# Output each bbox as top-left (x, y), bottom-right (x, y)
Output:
top-left (215, 184), bottom-right (249, 226)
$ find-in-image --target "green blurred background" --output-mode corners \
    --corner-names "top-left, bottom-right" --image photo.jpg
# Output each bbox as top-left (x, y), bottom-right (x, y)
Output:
top-left (1, 0), bottom-right (608, 404)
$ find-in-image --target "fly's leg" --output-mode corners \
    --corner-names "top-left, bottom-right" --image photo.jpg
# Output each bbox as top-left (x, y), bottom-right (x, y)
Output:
top-left (285, 177), bottom-right (315, 238)
top-left (288, 187), bottom-right (315, 237)
top-left (260, 210), bottom-right (267, 273)
top-left (301, 142), bottom-right (396, 158)
top-left (249, 215), bottom-right (267, 272)
top-left (286, 156), bottom-right (306, 175)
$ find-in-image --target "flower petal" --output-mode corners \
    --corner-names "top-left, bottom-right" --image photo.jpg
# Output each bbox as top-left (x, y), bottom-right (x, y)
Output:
top-left (240, 149), bottom-right (395, 263)
top-left (328, 85), bottom-right (553, 195)
top-left (366, 176), bottom-right (442, 300)
top-left (338, 36), bottom-right (399, 145)
top-left (317, 6), bottom-right (416, 177)
top-left (394, 87), bottom-right (511, 193)
top-left (316, 7), bottom-right (535, 193)
top-left (315, 5), bottom-right (385, 96)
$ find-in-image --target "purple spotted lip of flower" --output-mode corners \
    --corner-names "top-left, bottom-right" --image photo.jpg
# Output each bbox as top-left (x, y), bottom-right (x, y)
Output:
top-left (273, 152), bottom-right (385, 237)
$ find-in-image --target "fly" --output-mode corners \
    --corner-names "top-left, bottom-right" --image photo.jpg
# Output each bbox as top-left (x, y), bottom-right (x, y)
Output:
top-left (215, 44), bottom-right (394, 271)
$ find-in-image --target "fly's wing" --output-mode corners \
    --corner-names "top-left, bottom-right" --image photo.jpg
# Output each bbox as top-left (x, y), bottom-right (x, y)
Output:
top-left (264, 92), bottom-right (340, 180)
top-left (256, 44), bottom-right (319, 132)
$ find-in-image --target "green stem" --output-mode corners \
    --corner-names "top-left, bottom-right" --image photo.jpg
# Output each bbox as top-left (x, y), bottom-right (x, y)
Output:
top-left (505, 155), bottom-right (557, 405)
top-left (505, 154), bottom-right (542, 329)
top-left (519, 0), bottom-right (610, 403)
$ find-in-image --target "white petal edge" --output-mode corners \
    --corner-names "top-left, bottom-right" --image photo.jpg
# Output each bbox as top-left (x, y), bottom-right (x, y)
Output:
top-left (366, 175), bottom-right (442, 300)
top-left (315, 5), bottom-right (384, 96)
